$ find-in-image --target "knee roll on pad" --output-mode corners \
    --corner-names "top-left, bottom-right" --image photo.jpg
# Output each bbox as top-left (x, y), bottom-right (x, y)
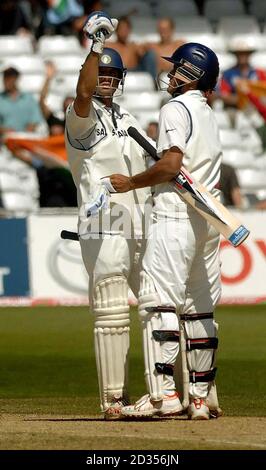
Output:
top-left (93, 276), bottom-right (130, 411)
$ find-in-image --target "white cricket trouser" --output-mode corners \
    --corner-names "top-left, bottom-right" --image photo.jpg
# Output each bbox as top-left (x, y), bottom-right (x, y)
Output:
top-left (141, 207), bottom-right (221, 398)
top-left (79, 231), bottom-right (145, 410)
top-left (80, 234), bottom-right (145, 298)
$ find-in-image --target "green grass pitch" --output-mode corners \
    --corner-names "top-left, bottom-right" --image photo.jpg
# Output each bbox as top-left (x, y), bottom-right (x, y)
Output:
top-left (0, 304), bottom-right (265, 417)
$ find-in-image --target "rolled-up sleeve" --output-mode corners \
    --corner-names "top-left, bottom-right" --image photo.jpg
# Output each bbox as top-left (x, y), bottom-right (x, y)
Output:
top-left (157, 101), bottom-right (190, 156)
top-left (65, 102), bottom-right (98, 138)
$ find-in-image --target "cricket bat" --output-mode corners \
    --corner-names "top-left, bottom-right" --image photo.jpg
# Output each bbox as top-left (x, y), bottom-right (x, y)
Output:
top-left (128, 126), bottom-right (250, 247)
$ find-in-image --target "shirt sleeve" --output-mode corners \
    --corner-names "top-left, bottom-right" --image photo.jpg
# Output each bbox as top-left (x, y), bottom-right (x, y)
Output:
top-left (65, 102), bottom-right (98, 138)
top-left (157, 101), bottom-right (191, 156)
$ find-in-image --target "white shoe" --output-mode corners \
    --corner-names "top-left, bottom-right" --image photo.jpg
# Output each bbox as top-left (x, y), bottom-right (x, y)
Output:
top-left (104, 397), bottom-right (130, 420)
top-left (121, 392), bottom-right (183, 418)
top-left (188, 398), bottom-right (210, 420)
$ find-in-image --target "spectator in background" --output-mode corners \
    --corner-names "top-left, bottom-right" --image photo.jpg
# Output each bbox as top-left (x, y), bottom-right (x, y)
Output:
top-left (146, 18), bottom-right (184, 75)
top-left (106, 16), bottom-right (157, 80)
top-left (44, 0), bottom-right (84, 35)
top-left (0, 0), bottom-right (32, 36)
top-left (236, 78), bottom-right (266, 150)
top-left (146, 121), bottom-right (158, 142)
top-left (236, 78), bottom-right (266, 121)
top-left (0, 66), bottom-right (76, 208)
top-left (0, 67), bottom-right (43, 137)
top-left (37, 60), bottom-right (76, 207)
top-left (39, 61), bottom-right (74, 135)
top-left (219, 162), bottom-right (244, 209)
top-left (218, 37), bottom-right (266, 108)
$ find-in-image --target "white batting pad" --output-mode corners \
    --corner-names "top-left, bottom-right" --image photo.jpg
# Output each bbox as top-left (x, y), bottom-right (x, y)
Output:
top-left (185, 317), bottom-right (217, 399)
top-left (93, 276), bottom-right (130, 410)
top-left (138, 271), bottom-right (164, 401)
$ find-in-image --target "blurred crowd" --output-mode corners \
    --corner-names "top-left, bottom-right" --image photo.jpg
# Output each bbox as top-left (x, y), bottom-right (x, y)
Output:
top-left (0, 0), bottom-right (266, 212)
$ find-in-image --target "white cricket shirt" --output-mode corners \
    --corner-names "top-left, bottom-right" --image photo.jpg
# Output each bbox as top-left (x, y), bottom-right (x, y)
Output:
top-left (155, 90), bottom-right (222, 216)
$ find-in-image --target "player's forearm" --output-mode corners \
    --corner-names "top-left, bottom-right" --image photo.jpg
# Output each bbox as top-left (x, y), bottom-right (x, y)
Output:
top-left (130, 157), bottom-right (182, 189)
top-left (76, 52), bottom-right (99, 99)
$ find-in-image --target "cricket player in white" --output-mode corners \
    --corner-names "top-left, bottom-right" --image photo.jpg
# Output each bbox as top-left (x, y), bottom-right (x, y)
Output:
top-left (109, 43), bottom-right (222, 420)
top-left (65, 12), bottom-right (151, 419)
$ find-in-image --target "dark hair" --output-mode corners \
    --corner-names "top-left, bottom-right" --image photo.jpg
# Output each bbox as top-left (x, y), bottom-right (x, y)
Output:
top-left (3, 67), bottom-right (20, 78)
top-left (118, 16), bottom-right (132, 28)
top-left (159, 17), bottom-right (175, 30)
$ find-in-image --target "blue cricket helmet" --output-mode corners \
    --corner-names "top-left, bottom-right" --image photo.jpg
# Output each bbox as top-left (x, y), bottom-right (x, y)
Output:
top-left (99, 47), bottom-right (127, 79)
top-left (163, 42), bottom-right (219, 91)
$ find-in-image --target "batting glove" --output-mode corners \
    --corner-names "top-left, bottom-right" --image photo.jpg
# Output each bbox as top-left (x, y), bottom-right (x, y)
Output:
top-left (83, 11), bottom-right (118, 55)
top-left (83, 179), bottom-right (116, 218)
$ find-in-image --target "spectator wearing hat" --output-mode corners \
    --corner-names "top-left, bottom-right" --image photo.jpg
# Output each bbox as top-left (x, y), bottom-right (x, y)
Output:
top-left (218, 36), bottom-right (266, 108)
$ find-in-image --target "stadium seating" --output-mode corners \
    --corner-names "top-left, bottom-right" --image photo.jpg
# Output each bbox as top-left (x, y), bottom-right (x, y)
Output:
top-left (43, 55), bottom-right (85, 74)
top-left (18, 74), bottom-right (45, 94)
top-left (0, 36), bottom-right (34, 56)
top-left (175, 16), bottom-right (212, 35)
top-left (213, 110), bottom-right (231, 129)
top-left (183, 34), bottom-right (226, 52)
top-left (155, 0), bottom-right (198, 18)
top-left (45, 94), bottom-right (65, 114)
top-left (49, 74), bottom-right (77, 96)
top-left (116, 91), bottom-right (162, 113)
top-left (1, 0), bottom-right (266, 213)
top-left (124, 72), bottom-right (154, 92)
top-left (216, 52), bottom-right (236, 72)
top-left (133, 110), bottom-right (160, 129)
top-left (108, 0), bottom-right (153, 17)
top-left (222, 149), bottom-right (256, 168)
top-left (219, 129), bottom-right (243, 149)
top-left (237, 168), bottom-right (266, 192)
top-left (250, 52), bottom-right (266, 69)
top-left (0, 55), bottom-right (45, 74)
top-left (2, 192), bottom-right (39, 213)
top-left (249, 0), bottom-right (266, 23)
top-left (204, 0), bottom-right (246, 24)
top-left (38, 35), bottom-right (82, 56)
top-left (130, 17), bottom-right (158, 37)
top-left (216, 16), bottom-right (260, 37)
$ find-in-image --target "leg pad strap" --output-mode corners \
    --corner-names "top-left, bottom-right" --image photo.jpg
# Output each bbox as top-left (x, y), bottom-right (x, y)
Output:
top-left (155, 362), bottom-right (174, 376)
top-left (190, 367), bottom-right (217, 383)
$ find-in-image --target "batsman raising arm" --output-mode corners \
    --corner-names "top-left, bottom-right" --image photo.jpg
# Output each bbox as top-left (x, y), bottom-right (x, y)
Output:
top-left (109, 43), bottom-right (223, 420)
top-left (64, 11), bottom-right (151, 420)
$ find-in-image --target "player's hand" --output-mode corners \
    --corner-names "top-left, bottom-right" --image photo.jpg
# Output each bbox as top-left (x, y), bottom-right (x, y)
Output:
top-left (109, 174), bottom-right (134, 193)
top-left (83, 11), bottom-right (118, 54)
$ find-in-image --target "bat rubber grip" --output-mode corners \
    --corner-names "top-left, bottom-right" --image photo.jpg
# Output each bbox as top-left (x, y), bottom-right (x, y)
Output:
top-left (61, 230), bottom-right (79, 241)
top-left (127, 126), bottom-right (159, 161)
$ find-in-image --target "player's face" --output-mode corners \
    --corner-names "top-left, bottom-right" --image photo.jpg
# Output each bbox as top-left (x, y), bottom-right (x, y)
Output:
top-left (167, 65), bottom-right (186, 95)
top-left (96, 67), bottom-right (122, 97)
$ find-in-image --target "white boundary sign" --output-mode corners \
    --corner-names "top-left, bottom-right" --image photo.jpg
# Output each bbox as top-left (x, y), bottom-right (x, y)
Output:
top-left (0, 211), bottom-right (265, 305)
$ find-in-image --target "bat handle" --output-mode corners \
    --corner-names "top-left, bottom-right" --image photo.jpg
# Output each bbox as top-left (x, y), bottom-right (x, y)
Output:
top-left (60, 230), bottom-right (79, 241)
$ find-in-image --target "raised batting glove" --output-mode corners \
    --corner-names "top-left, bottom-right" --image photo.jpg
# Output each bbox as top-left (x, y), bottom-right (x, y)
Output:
top-left (83, 11), bottom-right (118, 55)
